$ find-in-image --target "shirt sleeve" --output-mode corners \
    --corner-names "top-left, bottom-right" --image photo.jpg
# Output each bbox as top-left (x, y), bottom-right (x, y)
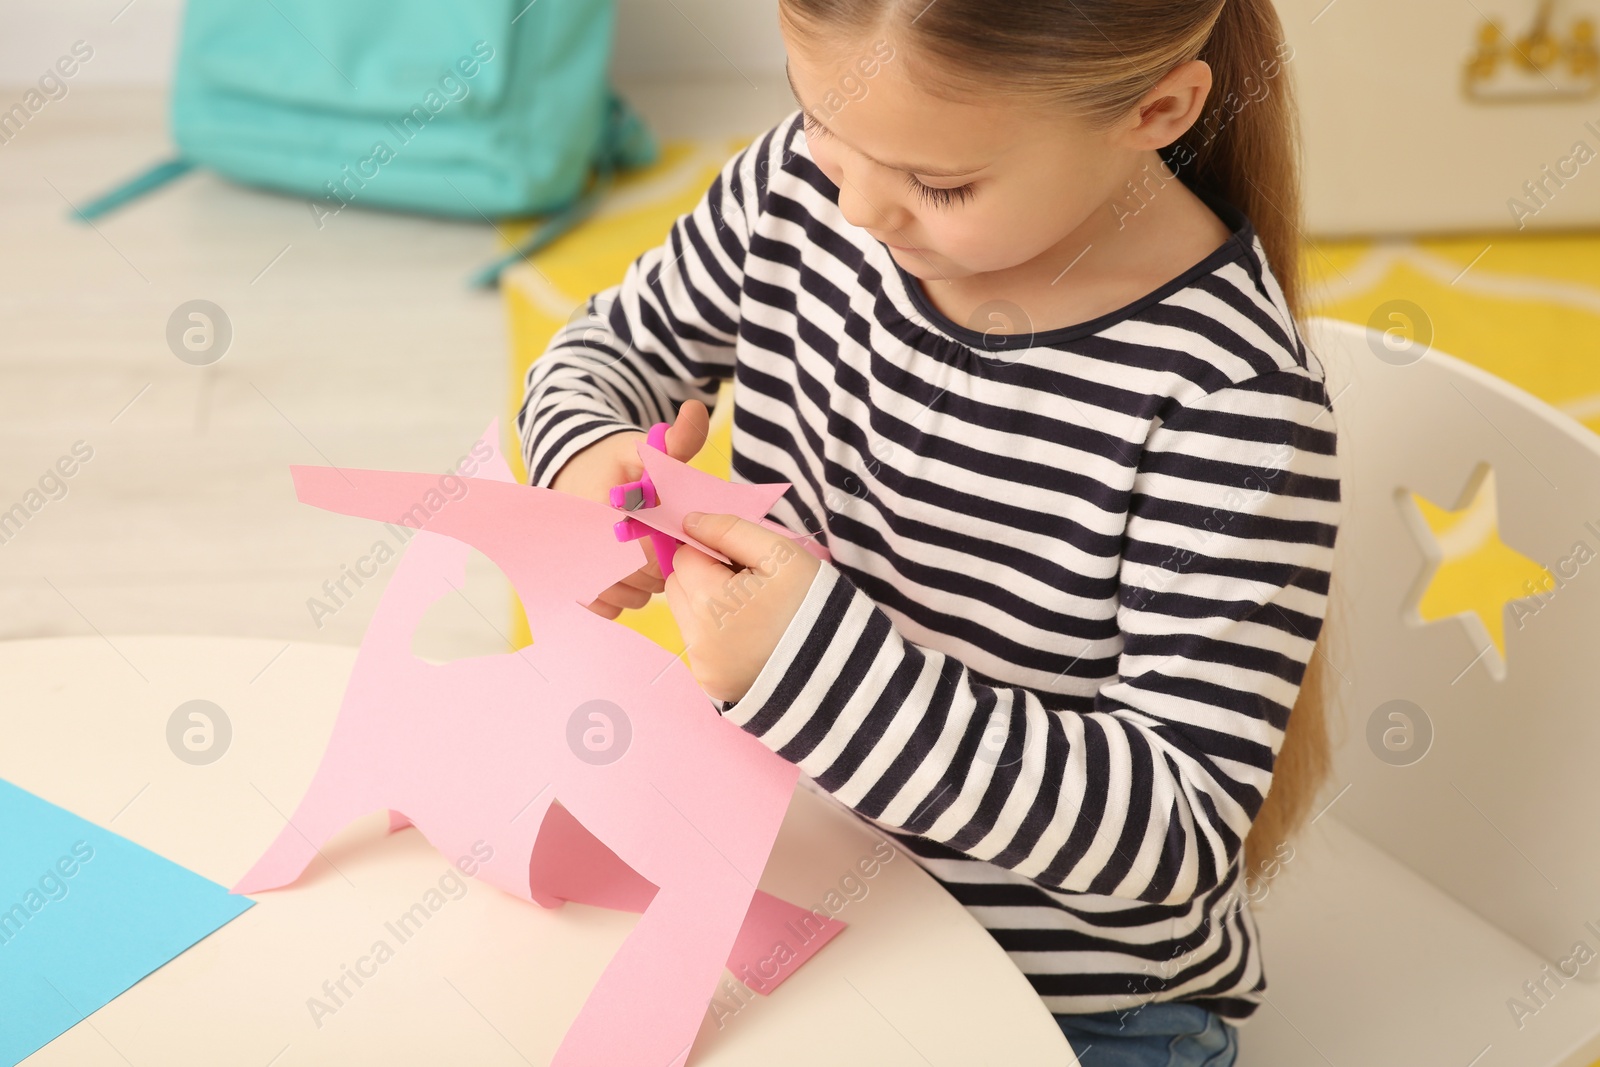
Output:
top-left (717, 367), bottom-right (1342, 906)
top-left (515, 130), bottom-right (766, 488)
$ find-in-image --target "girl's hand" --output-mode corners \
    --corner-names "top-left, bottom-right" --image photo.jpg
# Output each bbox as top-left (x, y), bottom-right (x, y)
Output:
top-left (662, 511), bottom-right (821, 703)
top-left (548, 399), bottom-right (710, 619)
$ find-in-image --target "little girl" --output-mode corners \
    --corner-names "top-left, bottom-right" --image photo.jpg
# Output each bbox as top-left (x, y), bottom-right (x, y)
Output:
top-left (518, 0), bottom-right (1343, 1063)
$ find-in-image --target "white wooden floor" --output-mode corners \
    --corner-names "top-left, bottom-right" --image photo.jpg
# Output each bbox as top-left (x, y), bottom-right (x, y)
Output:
top-left (0, 76), bottom-right (793, 663)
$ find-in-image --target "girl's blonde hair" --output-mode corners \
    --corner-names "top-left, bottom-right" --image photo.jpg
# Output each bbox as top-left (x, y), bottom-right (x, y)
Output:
top-left (779, 0), bottom-right (1346, 893)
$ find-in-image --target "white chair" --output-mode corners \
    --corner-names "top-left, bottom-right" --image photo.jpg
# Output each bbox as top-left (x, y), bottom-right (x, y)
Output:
top-left (1236, 316), bottom-right (1600, 1067)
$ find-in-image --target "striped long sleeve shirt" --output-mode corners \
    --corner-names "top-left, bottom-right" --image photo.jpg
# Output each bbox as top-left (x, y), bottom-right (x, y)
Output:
top-left (516, 109), bottom-right (1342, 1024)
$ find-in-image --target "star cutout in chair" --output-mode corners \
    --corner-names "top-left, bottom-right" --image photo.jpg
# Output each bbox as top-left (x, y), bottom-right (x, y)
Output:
top-left (1407, 462), bottom-right (1551, 682)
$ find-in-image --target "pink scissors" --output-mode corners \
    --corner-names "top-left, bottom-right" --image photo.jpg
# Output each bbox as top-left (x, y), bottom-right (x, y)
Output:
top-left (609, 422), bottom-right (685, 578)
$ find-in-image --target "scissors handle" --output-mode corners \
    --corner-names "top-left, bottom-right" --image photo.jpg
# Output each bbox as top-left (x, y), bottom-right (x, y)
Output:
top-left (608, 422), bottom-right (683, 578)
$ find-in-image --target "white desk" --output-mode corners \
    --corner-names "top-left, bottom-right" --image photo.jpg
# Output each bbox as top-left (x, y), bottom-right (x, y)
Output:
top-left (4, 635), bottom-right (1076, 1065)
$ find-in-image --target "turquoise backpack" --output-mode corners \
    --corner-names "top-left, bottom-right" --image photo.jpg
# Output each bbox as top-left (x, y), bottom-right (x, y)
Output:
top-left (76, 0), bottom-right (659, 286)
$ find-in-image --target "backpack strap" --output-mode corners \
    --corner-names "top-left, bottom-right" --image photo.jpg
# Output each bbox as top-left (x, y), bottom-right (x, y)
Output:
top-left (69, 158), bottom-right (195, 222)
top-left (465, 89), bottom-right (656, 290)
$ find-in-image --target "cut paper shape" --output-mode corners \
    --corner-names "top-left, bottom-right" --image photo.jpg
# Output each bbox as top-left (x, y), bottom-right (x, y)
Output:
top-left (626, 439), bottom-right (833, 567)
top-left (0, 777), bottom-right (254, 1066)
top-left (232, 420), bottom-right (845, 1067)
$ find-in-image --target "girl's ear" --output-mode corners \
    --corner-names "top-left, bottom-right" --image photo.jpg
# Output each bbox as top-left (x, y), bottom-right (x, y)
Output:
top-left (1122, 58), bottom-right (1214, 149)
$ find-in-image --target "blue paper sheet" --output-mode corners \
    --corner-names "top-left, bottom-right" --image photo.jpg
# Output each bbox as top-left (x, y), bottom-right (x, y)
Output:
top-left (0, 778), bottom-right (254, 1065)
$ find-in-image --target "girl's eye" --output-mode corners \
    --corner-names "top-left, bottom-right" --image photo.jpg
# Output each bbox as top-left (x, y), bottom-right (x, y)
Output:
top-left (800, 111), bottom-right (831, 142)
top-left (905, 173), bottom-right (976, 209)
top-left (801, 111), bottom-right (976, 210)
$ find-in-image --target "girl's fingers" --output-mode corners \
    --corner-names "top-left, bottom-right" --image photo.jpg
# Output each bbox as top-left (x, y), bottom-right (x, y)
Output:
top-left (597, 580), bottom-right (654, 611)
top-left (615, 566), bottom-right (665, 595)
top-left (665, 400), bottom-right (709, 461)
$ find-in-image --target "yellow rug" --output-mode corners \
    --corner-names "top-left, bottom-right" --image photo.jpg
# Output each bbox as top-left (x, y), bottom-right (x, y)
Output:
top-left (500, 136), bottom-right (1600, 672)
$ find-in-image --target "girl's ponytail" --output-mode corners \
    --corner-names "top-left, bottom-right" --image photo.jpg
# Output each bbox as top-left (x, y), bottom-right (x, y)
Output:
top-left (1171, 0), bottom-right (1307, 320)
top-left (1166, 0), bottom-right (1336, 890)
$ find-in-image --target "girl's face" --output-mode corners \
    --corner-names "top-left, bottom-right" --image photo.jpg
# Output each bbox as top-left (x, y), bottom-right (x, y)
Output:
top-left (778, 19), bottom-right (1173, 285)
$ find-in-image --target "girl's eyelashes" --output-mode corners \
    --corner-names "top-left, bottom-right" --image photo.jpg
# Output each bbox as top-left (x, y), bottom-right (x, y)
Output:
top-left (801, 111), bottom-right (976, 209)
top-left (906, 173), bottom-right (976, 209)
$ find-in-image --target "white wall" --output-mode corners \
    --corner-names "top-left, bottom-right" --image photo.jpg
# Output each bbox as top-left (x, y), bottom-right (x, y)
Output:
top-left (0, 0), bottom-right (788, 85)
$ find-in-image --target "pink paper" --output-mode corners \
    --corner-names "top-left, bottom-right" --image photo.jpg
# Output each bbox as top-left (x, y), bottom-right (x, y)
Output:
top-left (233, 420), bottom-right (844, 1066)
top-left (631, 442), bottom-right (833, 566)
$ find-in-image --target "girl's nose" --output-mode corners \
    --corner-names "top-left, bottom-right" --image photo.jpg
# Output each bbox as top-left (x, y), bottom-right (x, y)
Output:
top-left (833, 161), bottom-right (910, 235)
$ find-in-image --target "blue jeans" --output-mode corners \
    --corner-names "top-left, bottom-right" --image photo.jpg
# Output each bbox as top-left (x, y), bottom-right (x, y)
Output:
top-left (1054, 1000), bottom-right (1238, 1066)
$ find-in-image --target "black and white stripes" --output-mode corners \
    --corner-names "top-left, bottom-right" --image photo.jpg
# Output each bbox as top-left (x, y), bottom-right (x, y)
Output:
top-left (517, 109), bottom-right (1340, 1024)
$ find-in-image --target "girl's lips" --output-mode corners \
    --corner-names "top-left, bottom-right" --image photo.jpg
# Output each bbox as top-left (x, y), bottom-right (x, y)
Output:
top-left (870, 232), bottom-right (920, 253)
